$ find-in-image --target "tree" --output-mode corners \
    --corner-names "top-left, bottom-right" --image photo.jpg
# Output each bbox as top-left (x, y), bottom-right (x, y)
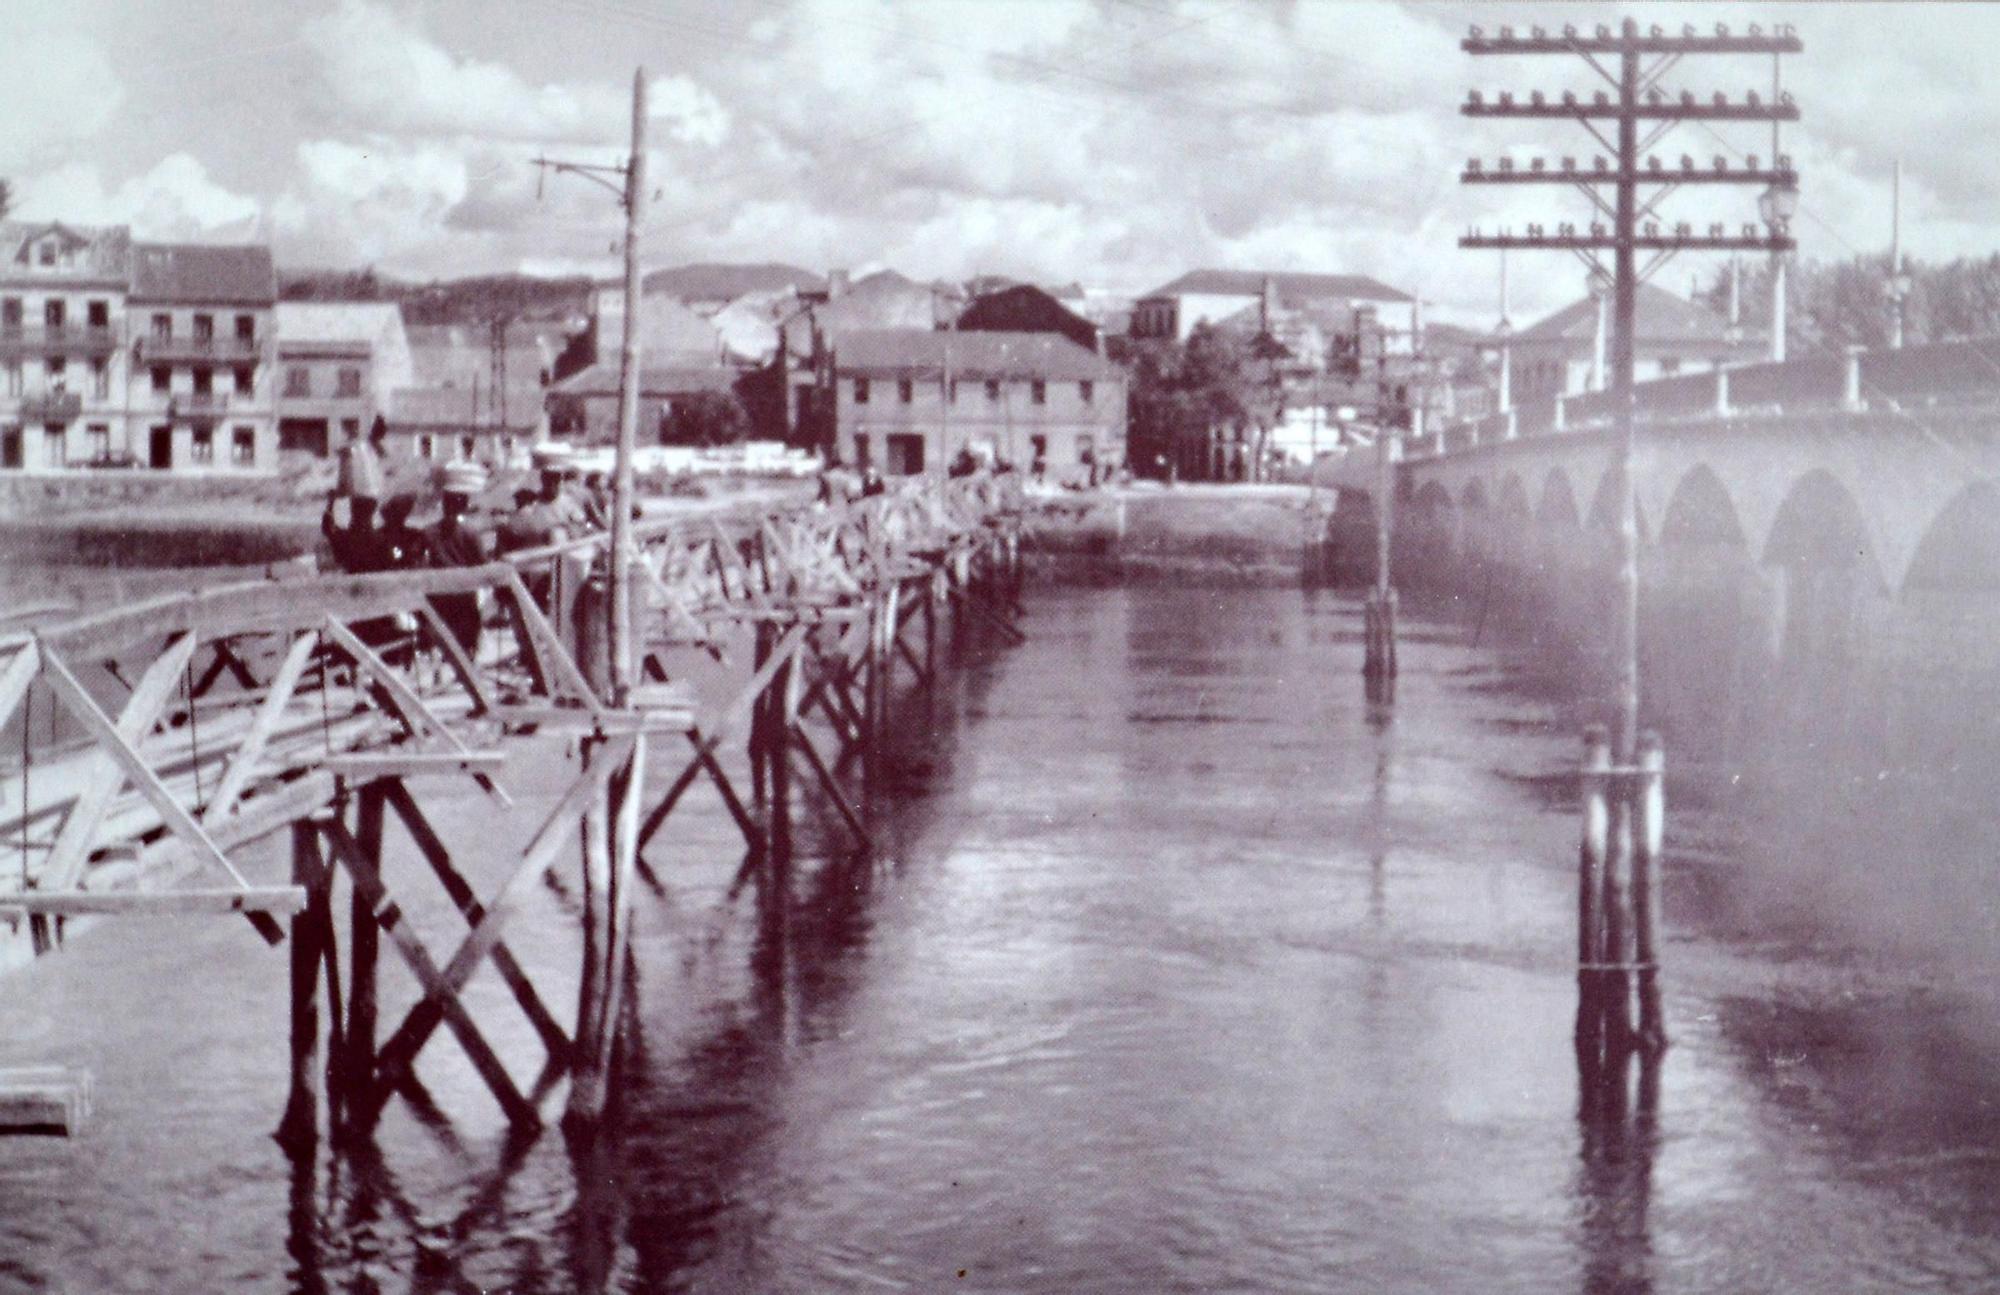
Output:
top-left (0, 178), bottom-right (11, 221)
top-left (662, 389), bottom-right (750, 446)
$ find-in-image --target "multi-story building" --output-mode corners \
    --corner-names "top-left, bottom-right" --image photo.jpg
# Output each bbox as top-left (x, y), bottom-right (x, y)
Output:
top-left (0, 222), bottom-right (133, 471)
top-left (830, 328), bottom-right (1127, 480)
top-left (127, 242), bottom-right (278, 471)
top-left (273, 301), bottom-right (416, 460)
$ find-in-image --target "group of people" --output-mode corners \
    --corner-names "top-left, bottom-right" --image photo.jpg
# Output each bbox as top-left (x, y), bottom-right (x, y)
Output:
top-left (322, 424), bottom-right (619, 655)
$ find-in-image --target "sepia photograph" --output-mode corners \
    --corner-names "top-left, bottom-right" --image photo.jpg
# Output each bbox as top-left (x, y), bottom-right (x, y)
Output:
top-left (2, 1), bottom-right (1998, 1290)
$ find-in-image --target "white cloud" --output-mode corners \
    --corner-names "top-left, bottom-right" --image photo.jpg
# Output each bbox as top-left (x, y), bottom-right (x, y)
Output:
top-left (303, 0), bottom-right (726, 149)
top-left (0, 31), bottom-right (122, 171)
top-left (14, 154), bottom-right (260, 239)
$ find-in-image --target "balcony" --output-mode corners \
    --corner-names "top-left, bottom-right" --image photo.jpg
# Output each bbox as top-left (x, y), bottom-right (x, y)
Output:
top-left (136, 332), bottom-right (261, 363)
top-left (19, 391), bottom-right (83, 421)
top-left (169, 391), bottom-right (229, 418)
top-left (0, 326), bottom-right (120, 358)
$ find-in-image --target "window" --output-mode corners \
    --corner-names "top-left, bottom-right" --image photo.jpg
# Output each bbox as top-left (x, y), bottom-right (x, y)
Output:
top-left (1079, 380), bottom-right (1094, 403)
top-left (151, 365), bottom-right (170, 394)
top-left (419, 433), bottom-right (436, 460)
top-left (853, 433), bottom-right (870, 468)
top-left (1031, 379), bottom-right (1047, 405)
top-left (1077, 434), bottom-right (1095, 466)
top-left (459, 435), bottom-right (475, 458)
top-left (0, 299), bottom-right (18, 331)
top-left (234, 367), bottom-right (254, 395)
top-left (44, 300), bottom-right (64, 331)
top-left (191, 427), bottom-right (214, 464)
top-left (341, 418), bottom-right (360, 442)
top-left (44, 426), bottom-right (66, 466)
top-left (284, 366), bottom-right (310, 398)
top-left (854, 377), bottom-right (870, 404)
top-left (985, 379), bottom-right (1000, 402)
top-left (91, 359), bottom-right (109, 400)
top-left (37, 243), bottom-right (54, 267)
top-left (336, 366), bottom-right (363, 398)
top-left (897, 377), bottom-right (913, 403)
top-left (193, 314), bottom-right (214, 342)
top-left (232, 426), bottom-right (254, 466)
top-left (87, 300), bottom-right (108, 330)
top-left (46, 356), bottom-right (66, 388)
top-left (235, 314), bottom-right (255, 341)
top-left (193, 367), bottom-right (212, 396)
top-left (948, 378), bottom-right (959, 404)
top-left (151, 313), bottom-right (172, 340)
top-left (4, 363), bottom-right (20, 396)
top-left (886, 432), bottom-right (925, 475)
top-left (88, 424), bottom-right (109, 460)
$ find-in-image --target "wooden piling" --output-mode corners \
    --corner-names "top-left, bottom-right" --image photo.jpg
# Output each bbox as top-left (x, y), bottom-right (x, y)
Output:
top-left (1576, 725), bottom-right (1611, 1055)
top-left (345, 784), bottom-right (383, 1134)
top-left (276, 818), bottom-right (326, 1151)
top-left (1632, 730), bottom-right (1667, 1053)
top-left (566, 737), bottom-right (614, 1129)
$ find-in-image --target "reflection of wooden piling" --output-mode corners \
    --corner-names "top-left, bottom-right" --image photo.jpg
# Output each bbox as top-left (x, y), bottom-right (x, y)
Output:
top-left (1632, 730), bottom-right (1667, 1053)
top-left (1576, 725), bottom-right (1610, 1055)
top-left (1362, 586), bottom-right (1399, 680)
top-left (1600, 760), bottom-right (1635, 1051)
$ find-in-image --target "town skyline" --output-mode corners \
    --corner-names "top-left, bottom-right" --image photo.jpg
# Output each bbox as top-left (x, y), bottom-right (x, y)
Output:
top-left (1, 1), bottom-right (1988, 325)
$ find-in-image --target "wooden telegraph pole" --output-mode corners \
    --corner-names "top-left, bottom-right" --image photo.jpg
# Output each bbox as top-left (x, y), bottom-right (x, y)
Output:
top-left (535, 70), bottom-right (650, 1131)
top-left (1458, 18), bottom-right (1800, 1058)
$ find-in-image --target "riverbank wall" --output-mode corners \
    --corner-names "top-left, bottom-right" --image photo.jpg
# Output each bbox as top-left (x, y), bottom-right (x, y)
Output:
top-left (1019, 484), bottom-right (1323, 584)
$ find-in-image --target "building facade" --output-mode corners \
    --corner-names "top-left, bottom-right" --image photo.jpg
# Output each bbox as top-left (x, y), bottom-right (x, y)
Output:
top-left (127, 242), bottom-right (278, 472)
top-left (831, 329), bottom-right (1126, 480)
top-left (0, 222), bottom-right (133, 471)
top-left (273, 301), bottom-right (416, 460)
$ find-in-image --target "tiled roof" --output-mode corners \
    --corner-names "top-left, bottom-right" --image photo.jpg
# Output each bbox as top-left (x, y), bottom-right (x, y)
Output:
top-left (389, 385), bottom-right (541, 431)
top-left (0, 221), bottom-right (132, 280)
top-left (129, 241), bottom-right (276, 304)
top-left (1141, 268), bottom-right (1411, 305)
top-left (643, 262), bottom-right (824, 301)
top-left (1507, 282), bottom-right (1746, 350)
top-left (548, 356), bottom-right (740, 398)
top-left (831, 329), bottom-right (1122, 381)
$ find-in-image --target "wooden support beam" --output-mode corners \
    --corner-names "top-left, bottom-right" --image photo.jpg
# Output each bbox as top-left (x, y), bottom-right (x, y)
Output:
top-left (0, 886), bottom-right (307, 917)
top-left (35, 644), bottom-right (284, 946)
top-left (0, 639), bottom-right (41, 738)
top-left (322, 751), bottom-right (508, 778)
top-left (788, 720), bottom-right (870, 849)
top-left (319, 819), bottom-right (541, 1130)
top-left (500, 569), bottom-right (606, 714)
top-left (41, 631), bottom-right (199, 894)
top-left (636, 624), bottom-right (807, 850)
top-left (417, 602), bottom-right (496, 718)
top-left (378, 780), bottom-right (572, 1068)
top-left (362, 744), bottom-right (622, 1114)
top-left (202, 631), bottom-right (317, 827)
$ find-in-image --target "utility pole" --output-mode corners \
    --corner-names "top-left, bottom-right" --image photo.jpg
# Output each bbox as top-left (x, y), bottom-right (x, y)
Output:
top-left (534, 69), bottom-right (647, 704)
top-left (1459, 17), bottom-right (1800, 1060)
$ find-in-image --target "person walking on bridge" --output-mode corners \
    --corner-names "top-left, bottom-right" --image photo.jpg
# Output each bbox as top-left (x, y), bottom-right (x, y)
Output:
top-left (428, 462), bottom-right (492, 655)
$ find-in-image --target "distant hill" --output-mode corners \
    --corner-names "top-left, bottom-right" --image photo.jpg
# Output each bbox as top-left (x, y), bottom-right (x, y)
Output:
top-left (278, 268), bottom-right (593, 325)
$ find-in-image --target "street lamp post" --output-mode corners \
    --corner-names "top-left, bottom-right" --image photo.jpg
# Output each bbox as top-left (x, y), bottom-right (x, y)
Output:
top-left (1759, 182), bottom-right (1799, 363)
top-left (1886, 158), bottom-right (1912, 350)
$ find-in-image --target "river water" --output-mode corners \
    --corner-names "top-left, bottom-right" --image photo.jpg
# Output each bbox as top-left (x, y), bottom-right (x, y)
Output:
top-left (5, 581), bottom-right (2000, 1292)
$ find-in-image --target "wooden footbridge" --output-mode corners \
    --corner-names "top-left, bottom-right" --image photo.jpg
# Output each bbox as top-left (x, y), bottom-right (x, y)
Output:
top-left (0, 476), bottom-right (1026, 1141)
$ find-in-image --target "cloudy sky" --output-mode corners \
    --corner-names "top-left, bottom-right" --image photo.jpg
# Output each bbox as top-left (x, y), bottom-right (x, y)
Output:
top-left (0, 1), bottom-right (1987, 324)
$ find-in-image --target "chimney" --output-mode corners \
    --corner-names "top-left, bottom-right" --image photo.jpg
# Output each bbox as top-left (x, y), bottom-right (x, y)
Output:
top-left (1260, 275), bottom-right (1278, 333)
top-left (827, 269), bottom-right (850, 299)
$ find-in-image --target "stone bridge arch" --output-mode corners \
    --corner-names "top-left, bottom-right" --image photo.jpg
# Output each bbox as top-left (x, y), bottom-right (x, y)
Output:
top-left (1659, 464), bottom-right (1748, 549)
top-left (1902, 480), bottom-right (2000, 592)
top-left (1762, 468), bottom-right (1881, 583)
top-left (1535, 467), bottom-right (1582, 532)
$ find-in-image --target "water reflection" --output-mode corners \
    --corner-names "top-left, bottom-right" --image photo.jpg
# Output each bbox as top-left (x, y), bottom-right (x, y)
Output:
top-left (1573, 1049), bottom-right (1661, 1295)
